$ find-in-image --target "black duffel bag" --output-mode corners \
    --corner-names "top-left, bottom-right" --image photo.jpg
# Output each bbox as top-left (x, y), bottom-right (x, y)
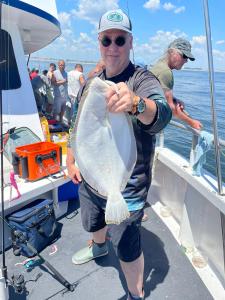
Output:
top-left (8, 199), bottom-right (59, 257)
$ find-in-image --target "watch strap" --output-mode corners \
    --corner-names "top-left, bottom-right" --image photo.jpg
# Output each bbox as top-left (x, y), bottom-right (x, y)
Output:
top-left (131, 95), bottom-right (140, 115)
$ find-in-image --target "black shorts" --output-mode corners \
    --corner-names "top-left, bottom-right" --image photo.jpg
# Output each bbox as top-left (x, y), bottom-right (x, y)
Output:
top-left (79, 182), bottom-right (144, 262)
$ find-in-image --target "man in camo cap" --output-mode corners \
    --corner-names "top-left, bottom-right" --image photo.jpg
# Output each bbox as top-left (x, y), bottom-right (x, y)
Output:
top-left (151, 38), bottom-right (202, 130)
top-left (168, 38), bottom-right (195, 61)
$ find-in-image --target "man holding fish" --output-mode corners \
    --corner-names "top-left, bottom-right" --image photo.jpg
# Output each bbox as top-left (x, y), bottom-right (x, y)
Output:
top-left (67, 9), bottom-right (172, 300)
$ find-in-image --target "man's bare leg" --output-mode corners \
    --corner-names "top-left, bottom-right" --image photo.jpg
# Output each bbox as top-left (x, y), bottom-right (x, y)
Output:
top-left (120, 253), bottom-right (144, 298)
top-left (92, 226), bottom-right (108, 243)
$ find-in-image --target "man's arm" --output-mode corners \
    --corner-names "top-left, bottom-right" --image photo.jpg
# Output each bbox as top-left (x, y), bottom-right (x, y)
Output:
top-left (50, 73), bottom-right (56, 85)
top-left (55, 79), bottom-right (67, 86)
top-left (134, 95), bottom-right (157, 125)
top-left (66, 82), bottom-right (89, 183)
top-left (164, 89), bottom-right (176, 111)
top-left (53, 70), bottom-right (67, 86)
top-left (79, 74), bottom-right (85, 86)
top-left (66, 148), bottom-right (81, 184)
top-left (66, 109), bottom-right (81, 183)
top-left (165, 89), bottom-right (202, 130)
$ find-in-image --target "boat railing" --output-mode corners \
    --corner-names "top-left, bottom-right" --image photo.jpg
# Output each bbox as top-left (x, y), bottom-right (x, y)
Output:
top-left (158, 120), bottom-right (225, 193)
top-left (159, 120), bottom-right (225, 147)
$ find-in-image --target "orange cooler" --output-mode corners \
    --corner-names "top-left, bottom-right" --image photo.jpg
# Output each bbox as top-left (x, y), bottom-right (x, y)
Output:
top-left (15, 141), bottom-right (62, 181)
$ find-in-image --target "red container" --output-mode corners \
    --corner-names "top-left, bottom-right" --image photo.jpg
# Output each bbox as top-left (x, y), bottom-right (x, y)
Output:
top-left (15, 142), bottom-right (61, 181)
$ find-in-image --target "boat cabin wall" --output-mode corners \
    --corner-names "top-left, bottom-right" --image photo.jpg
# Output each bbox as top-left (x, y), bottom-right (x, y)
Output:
top-left (2, 20), bottom-right (44, 140)
top-left (22, 0), bottom-right (58, 20)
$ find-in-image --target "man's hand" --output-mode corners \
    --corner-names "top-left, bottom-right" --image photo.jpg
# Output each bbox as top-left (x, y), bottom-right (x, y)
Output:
top-left (106, 82), bottom-right (157, 125)
top-left (175, 106), bottom-right (203, 130)
top-left (66, 148), bottom-right (82, 184)
top-left (189, 119), bottom-right (203, 130)
top-left (106, 82), bottom-right (133, 113)
top-left (67, 163), bottom-right (82, 184)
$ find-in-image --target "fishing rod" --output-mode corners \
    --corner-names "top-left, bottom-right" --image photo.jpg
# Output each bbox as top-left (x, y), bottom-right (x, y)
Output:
top-left (0, 214), bottom-right (75, 295)
top-left (202, 0), bottom-right (223, 195)
top-left (0, 0), bottom-right (9, 297)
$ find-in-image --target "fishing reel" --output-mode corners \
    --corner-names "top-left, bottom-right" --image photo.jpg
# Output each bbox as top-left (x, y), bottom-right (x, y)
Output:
top-left (9, 272), bottom-right (42, 295)
top-left (10, 274), bottom-right (26, 295)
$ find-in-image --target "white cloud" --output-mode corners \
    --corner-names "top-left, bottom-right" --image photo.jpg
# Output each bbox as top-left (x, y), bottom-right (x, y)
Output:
top-left (192, 35), bottom-right (206, 45)
top-left (163, 2), bottom-right (175, 11)
top-left (143, 0), bottom-right (160, 11)
top-left (174, 6), bottom-right (185, 14)
top-left (133, 30), bottom-right (188, 65)
top-left (72, 0), bottom-right (119, 27)
top-left (144, 1), bottom-right (185, 14)
top-left (192, 46), bottom-right (225, 70)
top-left (213, 49), bottom-right (225, 59)
top-left (58, 12), bottom-right (72, 28)
top-left (216, 40), bottom-right (225, 45)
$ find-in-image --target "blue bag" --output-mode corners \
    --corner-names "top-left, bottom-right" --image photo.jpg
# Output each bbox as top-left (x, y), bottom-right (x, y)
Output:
top-left (8, 199), bottom-right (59, 257)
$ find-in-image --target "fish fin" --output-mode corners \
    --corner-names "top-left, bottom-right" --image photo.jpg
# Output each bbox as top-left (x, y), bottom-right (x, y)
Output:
top-left (105, 192), bottom-right (130, 225)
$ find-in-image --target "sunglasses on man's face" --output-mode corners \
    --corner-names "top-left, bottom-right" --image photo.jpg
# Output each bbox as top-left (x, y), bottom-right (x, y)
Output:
top-left (100, 36), bottom-right (127, 47)
top-left (182, 53), bottom-right (188, 60)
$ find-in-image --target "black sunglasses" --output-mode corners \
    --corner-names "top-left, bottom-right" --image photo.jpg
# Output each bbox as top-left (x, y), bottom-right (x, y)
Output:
top-left (100, 36), bottom-right (126, 47)
top-left (182, 53), bottom-right (188, 59)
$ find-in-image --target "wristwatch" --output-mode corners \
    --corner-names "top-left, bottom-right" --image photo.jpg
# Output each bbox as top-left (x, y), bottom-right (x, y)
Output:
top-left (132, 95), bottom-right (146, 116)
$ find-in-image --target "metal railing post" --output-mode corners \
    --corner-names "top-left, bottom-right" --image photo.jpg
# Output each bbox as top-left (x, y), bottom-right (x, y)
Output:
top-left (159, 130), bottom-right (164, 148)
top-left (203, 0), bottom-right (223, 194)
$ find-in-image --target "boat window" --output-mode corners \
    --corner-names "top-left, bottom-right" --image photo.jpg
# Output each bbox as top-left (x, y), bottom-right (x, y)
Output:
top-left (3, 127), bottom-right (41, 163)
top-left (0, 29), bottom-right (21, 90)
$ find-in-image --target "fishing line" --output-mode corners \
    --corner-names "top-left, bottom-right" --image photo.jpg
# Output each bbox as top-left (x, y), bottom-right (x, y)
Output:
top-left (221, 150), bottom-right (225, 158)
top-left (125, 0), bottom-right (135, 64)
top-left (27, 54), bottom-right (30, 67)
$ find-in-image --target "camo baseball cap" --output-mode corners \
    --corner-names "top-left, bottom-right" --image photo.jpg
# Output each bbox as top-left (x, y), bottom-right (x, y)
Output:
top-left (168, 38), bottom-right (195, 61)
top-left (98, 9), bottom-right (132, 33)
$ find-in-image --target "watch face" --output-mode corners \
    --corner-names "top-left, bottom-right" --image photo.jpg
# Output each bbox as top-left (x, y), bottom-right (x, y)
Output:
top-left (137, 98), bottom-right (146, 113)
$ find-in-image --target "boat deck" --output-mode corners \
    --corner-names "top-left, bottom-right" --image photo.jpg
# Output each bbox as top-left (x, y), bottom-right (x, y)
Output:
top-left (3, 200), bottom-right (213, 300)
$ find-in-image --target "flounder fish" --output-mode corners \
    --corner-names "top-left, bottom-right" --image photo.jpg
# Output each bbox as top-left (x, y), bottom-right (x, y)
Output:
top-left (71, 77), bottom-right (137, 224)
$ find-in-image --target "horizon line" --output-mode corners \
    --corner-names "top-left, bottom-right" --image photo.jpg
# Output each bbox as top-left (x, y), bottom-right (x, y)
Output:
top-left (27, 56), bottom-right (225, 72)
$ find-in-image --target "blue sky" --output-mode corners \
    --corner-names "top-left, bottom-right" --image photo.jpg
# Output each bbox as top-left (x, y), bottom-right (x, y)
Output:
top-left (36, 0), bottom-right (225, 71)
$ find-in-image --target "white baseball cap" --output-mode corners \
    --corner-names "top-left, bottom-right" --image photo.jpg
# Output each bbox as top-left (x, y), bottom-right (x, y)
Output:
top-left (98, 9), bottom-right (132, 34)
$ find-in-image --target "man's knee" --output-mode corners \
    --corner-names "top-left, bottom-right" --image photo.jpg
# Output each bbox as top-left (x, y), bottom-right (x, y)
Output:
top-left (109, 209), bottom-right (143, 262)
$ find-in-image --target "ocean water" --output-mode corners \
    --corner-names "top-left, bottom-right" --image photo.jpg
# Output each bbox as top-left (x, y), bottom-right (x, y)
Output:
top-left (166, 70), bottom-right (225, 183)
top-left (30, 61), bottom-right (225, 183)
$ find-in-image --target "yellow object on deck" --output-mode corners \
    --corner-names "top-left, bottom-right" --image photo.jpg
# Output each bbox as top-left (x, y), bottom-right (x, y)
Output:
top-left (40, 116), bottom-right (50, 141)
top-left (50, 132), bottom-right (68, 155)
top-left (40, 116), bottom-right (68, 154)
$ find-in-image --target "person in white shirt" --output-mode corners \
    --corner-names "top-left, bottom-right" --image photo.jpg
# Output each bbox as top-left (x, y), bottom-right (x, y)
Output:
top-left (68, 64), bottom-right (85, 120)
top-left (53, 60), bottom-right (68, 123)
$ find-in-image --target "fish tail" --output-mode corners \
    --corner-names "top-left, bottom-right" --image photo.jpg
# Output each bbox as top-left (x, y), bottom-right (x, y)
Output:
top-left (105, 192), bottom-right (130, 225)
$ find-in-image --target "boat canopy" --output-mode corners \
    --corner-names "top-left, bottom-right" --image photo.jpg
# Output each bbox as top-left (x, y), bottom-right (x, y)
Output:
top-left (1, 0), bottom-right (61, 54)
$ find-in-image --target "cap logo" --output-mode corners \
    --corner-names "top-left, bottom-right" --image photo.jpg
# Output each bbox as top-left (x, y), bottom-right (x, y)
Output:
top-left (107, 12), bottom-right (123, 22)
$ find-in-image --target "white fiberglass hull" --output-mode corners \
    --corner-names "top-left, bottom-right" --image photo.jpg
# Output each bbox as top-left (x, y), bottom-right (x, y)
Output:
top-left (149, 146), bottom-right (225, 298)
